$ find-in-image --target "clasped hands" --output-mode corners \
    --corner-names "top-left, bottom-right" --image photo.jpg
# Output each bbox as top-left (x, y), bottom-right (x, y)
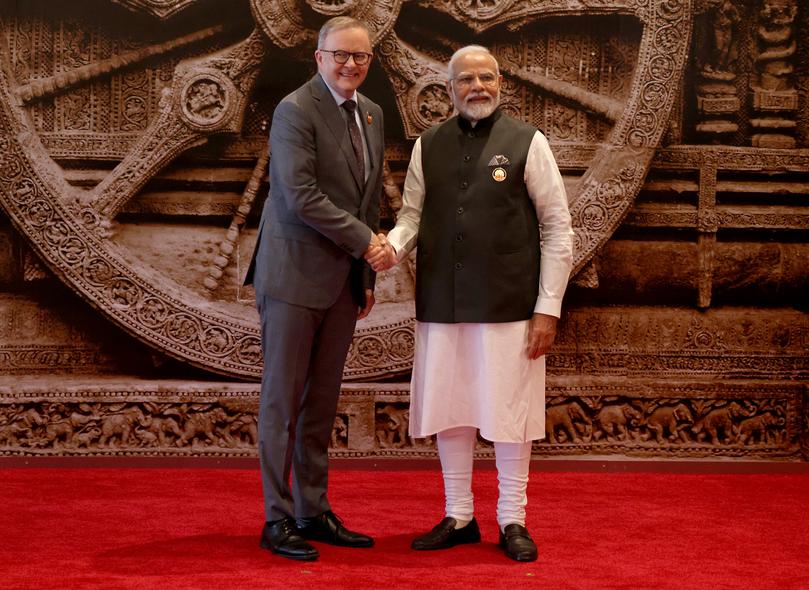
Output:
top-left (364, 232), bottom-right (396, 272)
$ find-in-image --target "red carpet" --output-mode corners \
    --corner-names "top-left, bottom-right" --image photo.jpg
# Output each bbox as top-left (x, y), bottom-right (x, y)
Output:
top-left (2, 467), bottom-right (808, 589)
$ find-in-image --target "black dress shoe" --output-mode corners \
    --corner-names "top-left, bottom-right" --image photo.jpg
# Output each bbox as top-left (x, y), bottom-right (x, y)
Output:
top-left (498, 523), bottom-right (538, 562)
top-left (411, 517), bottom-right (481, 550)
top-left (260, 518), bottom-right (319, 561)
top-left (296, 511), bottom-right (374, 547)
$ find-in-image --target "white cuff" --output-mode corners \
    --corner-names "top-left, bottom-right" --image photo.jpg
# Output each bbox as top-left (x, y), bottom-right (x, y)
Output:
top-left (533, 297), bottom-right (563, 318)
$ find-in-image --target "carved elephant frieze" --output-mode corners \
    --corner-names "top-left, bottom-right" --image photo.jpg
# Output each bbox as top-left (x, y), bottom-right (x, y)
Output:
top-left (644, 403), bottom-right (694, 444)
top-left (593, 403), bottom-right (643, 442)
top-left (546, 401), bottom-right (592, 444)
top-left (692, 401), bottom-right (747, 445)
top-left (99, 406), bottom-right (151, 447)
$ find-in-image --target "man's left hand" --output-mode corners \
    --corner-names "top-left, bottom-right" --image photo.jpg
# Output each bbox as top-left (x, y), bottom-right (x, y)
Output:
top-left (358, 288), bottom-right (375, 320)
top-left (526, 313), bottom-right (558, 360)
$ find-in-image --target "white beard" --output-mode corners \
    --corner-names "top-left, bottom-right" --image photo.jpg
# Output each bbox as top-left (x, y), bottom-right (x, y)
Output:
top-left (458, 91), bottom-right (500, 122)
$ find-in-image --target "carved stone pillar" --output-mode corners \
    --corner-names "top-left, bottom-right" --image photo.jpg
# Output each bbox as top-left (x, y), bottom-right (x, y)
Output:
top-left (696, 74), bottom-right (739, 139)
top-left (751, 0), bottom-right (799, 148)
top-left (696, 0), bottom-right (741, 141)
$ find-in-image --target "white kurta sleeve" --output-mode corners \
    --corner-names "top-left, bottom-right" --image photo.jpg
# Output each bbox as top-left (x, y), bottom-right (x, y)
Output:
top-left (524, 131), bottom-right (574, 318)
top-left (386, 138), bottom-right (424, 262)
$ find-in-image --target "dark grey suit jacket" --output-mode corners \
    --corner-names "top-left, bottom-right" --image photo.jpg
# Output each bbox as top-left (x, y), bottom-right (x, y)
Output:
top-left (245, 74), bottom-right (384, 309)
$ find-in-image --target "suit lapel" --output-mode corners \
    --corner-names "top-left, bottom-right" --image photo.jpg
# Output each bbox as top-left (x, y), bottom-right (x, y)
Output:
top-left (309, 75), bottom-right (363, 191)
top-left (356, 94), bottom-right (378, 172)
top-left (356, 94), bottom-right (380, 212)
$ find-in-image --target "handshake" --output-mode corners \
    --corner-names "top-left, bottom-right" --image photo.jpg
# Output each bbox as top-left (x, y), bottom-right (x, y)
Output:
top-left (364, 232), bottom-right (397, 272)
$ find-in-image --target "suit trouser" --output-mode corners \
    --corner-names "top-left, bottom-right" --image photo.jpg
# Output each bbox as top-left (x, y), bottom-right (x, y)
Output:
top-left (256, 279), bottom-right (357, 522)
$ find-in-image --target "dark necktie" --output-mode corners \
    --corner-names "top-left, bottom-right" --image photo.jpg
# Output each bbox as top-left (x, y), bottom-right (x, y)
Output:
top-left (341, 99), bottom-right (365, 183)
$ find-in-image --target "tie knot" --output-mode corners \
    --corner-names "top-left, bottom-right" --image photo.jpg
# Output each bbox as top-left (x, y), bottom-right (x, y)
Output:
top-left (342, 99), bottom-right (357, 113)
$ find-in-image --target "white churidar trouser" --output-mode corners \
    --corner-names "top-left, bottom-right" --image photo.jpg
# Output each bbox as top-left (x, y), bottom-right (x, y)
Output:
top-left (437, 426), bottom-right (532, 528)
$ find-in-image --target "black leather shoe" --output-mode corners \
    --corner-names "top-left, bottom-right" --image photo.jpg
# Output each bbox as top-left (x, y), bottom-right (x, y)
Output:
top-left (296, 511), bottom-right (374, 547)
top-left (260, 518), bottom-right (319, 561)
top-left (498, 523), bottom-right (538, 562)
top-left (411, 517), bottom-right (481, 550)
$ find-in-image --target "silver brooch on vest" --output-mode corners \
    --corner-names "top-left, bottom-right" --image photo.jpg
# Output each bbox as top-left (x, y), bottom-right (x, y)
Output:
top-left (488, 154), bottom-right (509, 182)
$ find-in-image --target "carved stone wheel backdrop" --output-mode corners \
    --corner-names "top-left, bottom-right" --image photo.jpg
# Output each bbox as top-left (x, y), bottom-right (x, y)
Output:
top-left (0, 0), bottom-right (693, 380)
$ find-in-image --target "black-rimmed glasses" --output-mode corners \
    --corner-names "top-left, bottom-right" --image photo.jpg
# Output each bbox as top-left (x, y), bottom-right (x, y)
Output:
top-left (320, 49), bottom-right (373, 66)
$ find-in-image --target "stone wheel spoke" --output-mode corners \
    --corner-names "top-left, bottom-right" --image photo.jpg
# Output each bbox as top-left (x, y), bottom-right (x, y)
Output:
top-left (502, 66), bottom-right (625, 123)
top-left (88, 30), bottom-right (265, 219)
top-left (12, 24), bottom-right (227, 105)
top-left (203, 149), bottom-right (269, 294)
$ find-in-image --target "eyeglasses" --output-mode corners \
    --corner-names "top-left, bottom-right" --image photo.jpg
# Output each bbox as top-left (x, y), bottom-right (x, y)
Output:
top-left (451, 72), bottom-right (499, 89)
top-left (320, 49), bottom-right (373, 66)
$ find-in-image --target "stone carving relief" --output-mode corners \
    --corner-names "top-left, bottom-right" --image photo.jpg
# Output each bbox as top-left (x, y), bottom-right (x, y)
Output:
top-left (0, 399), bottom-right (262, 452)
top-left (540, 393), bottom-right (794, 455)
top-left (751, 0), bottom-right (798, 147)
top-left (645, 403), bottom-right (694, 444)
top-left (695, 0), bottom-right (742, 139)
top-left (416, 83), bottom-right (453, 127)
top-left (0, 0), bottom-right (693, 380)
top-left (546, 401), bottom-right (592, 444)
top-left (111, 0), bottom-right (200, 19)
top-left (0, 380), bottom-right (800, 458)
top-left (331, 414), bottom-right (348, 449)
top-left (181, 76), bottom-right (230, 127)
top-left (375, 403), bottom-right (410, 448)
top-left (0, 1), bottom-right (806, 462)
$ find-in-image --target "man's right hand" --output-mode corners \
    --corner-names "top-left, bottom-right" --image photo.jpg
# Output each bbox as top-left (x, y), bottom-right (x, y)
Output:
top-left (364, 233), bottom-right (396, 271)
top-left (526, 313), bottom-right (558, 360)
top-left (364, 232), bottom-right (381, 254)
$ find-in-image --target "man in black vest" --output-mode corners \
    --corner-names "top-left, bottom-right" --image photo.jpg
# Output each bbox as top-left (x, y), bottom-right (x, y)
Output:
top-left (368, 45), bottom-right (573, 562)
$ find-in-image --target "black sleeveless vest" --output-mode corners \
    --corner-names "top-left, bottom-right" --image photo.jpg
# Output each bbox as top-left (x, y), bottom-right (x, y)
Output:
top-left (417, 109), bottom-right (540, 323)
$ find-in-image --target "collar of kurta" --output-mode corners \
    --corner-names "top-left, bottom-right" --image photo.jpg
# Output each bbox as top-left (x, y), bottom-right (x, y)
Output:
top-left (456, 107), bottom-right (502, 132)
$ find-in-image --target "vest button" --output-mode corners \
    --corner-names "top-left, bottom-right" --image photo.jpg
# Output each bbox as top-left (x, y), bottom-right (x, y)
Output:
top-left (455, 262), bottom-right (463, 270)
top-left (463, 155), bottom-right (471, 162)
top-left (456, 206), bottom-right (464, 215)
top-left (467, 132), bottom-right (476, 138)
top-left (460, 181), bottom-right (468, 189)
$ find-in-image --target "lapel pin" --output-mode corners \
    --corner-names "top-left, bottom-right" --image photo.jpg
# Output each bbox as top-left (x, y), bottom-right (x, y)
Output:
top-left (366, 112), bottom-right (373, 125)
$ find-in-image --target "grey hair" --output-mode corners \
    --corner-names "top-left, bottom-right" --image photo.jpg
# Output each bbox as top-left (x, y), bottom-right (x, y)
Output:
top-left (447, 45), bottom-right (499, 79)
top-left (317, 16), bottom-right (370, 49)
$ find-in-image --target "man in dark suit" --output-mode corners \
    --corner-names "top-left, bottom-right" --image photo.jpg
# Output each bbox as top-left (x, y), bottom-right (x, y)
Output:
top-left (244, 16), bottom-right (385, 562)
